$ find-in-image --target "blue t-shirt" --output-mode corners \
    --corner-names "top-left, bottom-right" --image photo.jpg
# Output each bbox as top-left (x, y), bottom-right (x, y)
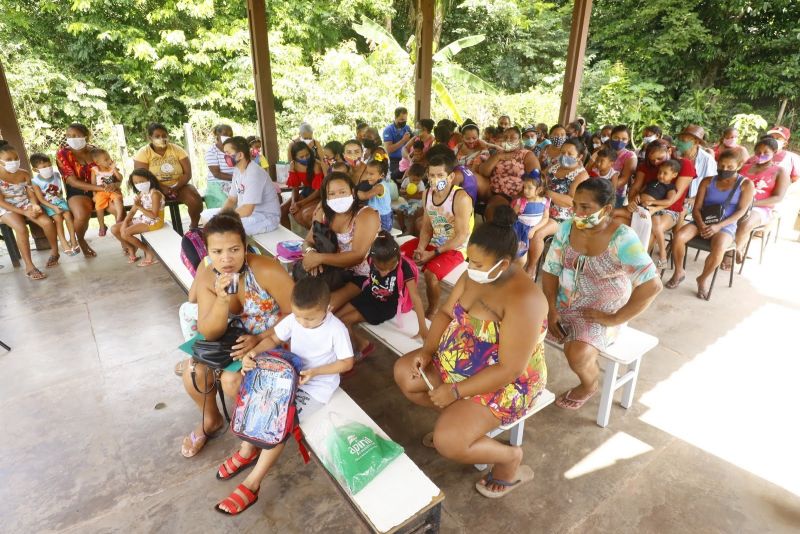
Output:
top-left (367, 178), bottom-right (393, 215)
top-left (383, 122), bottom-right (412, 159)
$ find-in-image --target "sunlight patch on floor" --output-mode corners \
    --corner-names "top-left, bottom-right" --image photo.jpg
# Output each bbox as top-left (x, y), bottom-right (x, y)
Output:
top-left (638, 303), bottom-right (800, 496)
top-left (564, 431), bottom-right (654, 480)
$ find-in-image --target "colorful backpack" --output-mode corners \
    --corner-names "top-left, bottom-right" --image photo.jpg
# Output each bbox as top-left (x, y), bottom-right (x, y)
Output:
top-left (231, 349), bottom-right (309, 461)
top-left (180, 228), bottom-right (207, 277)
top-left (363, 255), bottom-right (419, 323)
top-left (276, 240), bottom-right (304, 262)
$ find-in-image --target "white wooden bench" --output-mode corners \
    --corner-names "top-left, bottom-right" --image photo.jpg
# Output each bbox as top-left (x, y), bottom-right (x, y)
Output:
top-left (141, 227), bottom-right (192, 294)
top-left (545, 325), bottom-right (659, 428)
top-left (142, 229), bottom-right (445, 532)
top-left (249, 225), bottom-right (304, 263)
top-left (362, 311), bottom-right (555, 470)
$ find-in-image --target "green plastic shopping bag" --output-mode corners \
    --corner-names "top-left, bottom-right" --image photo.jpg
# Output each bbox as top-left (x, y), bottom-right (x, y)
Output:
top-left (322, 413), bottom-right (404, 495)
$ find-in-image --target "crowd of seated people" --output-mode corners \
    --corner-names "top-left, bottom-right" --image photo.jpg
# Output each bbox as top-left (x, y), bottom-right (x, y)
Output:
top-left (3, 109), bottom-right (798, 513)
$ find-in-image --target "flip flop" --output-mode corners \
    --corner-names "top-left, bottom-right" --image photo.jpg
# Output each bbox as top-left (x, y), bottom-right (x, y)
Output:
top-left (25, 268), bottom-right (46, 281)
top-left (216, 449), bottom-right (260, 480)
top-left (555, 388), bottom-right (597, 410)
top-left (181, 431), bottom-right (209, 458)
top-left (98, 227), bottom-right (107, 237)
top-left (128, 255), bottom-right (140, 264)
top-left (475, 465), bottom-right (535, 499)
top-left (696, 278), bottom-right (711, 301)
top-left (665, 274), bottom-right (685, 289)
top-left (214, 484), bottom-right (259, 516)
top-left (137, 258), bottom-right (159, 267)
top-left (46, 255), bottom-right (59, 268)
top-left (354, 342), bottom-right (376, 363)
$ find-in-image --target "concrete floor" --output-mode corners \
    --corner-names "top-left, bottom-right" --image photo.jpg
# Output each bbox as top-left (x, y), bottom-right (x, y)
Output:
top-left (2, 222), bottom-right (800, 534)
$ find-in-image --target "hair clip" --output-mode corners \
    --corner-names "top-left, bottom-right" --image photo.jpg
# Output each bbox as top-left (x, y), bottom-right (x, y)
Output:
top-left (372, 153), bottom-right (387, 162)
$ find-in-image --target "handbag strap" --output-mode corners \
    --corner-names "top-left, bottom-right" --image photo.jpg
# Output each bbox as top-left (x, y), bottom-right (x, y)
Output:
top-left (720, 176), bottom-right (744, 211)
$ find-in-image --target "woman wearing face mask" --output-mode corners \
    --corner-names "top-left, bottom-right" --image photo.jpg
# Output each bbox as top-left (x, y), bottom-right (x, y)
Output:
top-left (673, 124), bottom-right (717, 200)
top-left (619, 141), bottom-right (695, 268)
top-left (598, 125), bottom-right (638, 208)
top-left (302, 173), bottom-right (381, 307)
top-left (287, 141), bottom-right (324, 229)
top-left (0, 144), bottom-right (59, 279)
top-left (666, 150), bottom-right (754, 298)
top-left (533, 123), bottom-right (551, 157)
top-left (342, 139), bottom-right (366, 183)
top-left (542, 179), bottom-right (661, 409)
top-left (636, 125), bottom-right (662, 160)
top-left (204, 124), bottom-right (236, 209)
top-left (526, 139), bottom-right (590, 279)
top-left (713, 127), bottom-right (749, 164)
top-left (394, 205), bottom-right (547, 499)
top-left (179, 211), bottom-right (294, 463)
top-left (286, 122), bottom-right (317, 162)
top-left (479, 126), bottom-right (540, 221)
top-left (539, 124), bottom-right (567, 170)
top-left (454, 122), bottom-right (488, 169)
top-left (133, 122), bottom-right (202, 229)
top-left (728, 137), bottom-right (788, 268)
top-left (55, 122), bottom-right (105, 257)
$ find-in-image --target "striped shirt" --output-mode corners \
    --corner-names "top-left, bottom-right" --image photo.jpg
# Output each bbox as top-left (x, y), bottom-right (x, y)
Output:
top-left (205, 144), bottom-right (235, 184)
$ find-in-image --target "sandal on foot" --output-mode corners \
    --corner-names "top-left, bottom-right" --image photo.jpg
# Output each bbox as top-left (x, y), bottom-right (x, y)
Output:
top-left (98, 227), bottom-right (107, 237)
top-left (127, 255), bottom-right (140, 264)
top-left (665, 274), bottom-right (685, 289)
top-left (214, 484), bottom-right (259, 516)
top-left (174, 358), bottom-right (189, 377)
top-left (137, 258), bottom-right (159, 267)
top-left (26, 268), bottom-right (47, 281)
top-left (555, 388), bottom-right (597, 410)
top-left (81, 244), bottom-right (97, 258)
top-left (475, 465), bottom-right (534, 499)
top-left (654, 258), bottom-right (668, 270)
top-left (354, 342), bottom-right (376, 363)
top-left (46, 255), bottom-right (59, 268)
top-left (181, 431), bottom-right (208, 458)
top-left (422, 432), bottom-right (435, 449)
top-left (216, 449), bottom-right (260, 480)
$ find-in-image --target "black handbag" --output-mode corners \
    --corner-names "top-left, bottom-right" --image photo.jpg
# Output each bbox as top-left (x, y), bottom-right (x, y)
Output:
top-left (700, 176), bottom-right (743, 225)
top-left (291, 220), bottom-right (348, 290)
top-left (191, 318), bottom-right (247, 370)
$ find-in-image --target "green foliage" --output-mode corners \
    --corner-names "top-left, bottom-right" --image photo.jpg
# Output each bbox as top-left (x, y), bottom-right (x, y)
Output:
top-left (730, 113), bottom-right (769, 144)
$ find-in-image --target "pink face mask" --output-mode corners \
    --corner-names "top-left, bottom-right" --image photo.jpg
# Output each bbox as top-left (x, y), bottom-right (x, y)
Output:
top-left (756, 153), bottom-right (772, 164)
top-left (723, 138), bottom-right (737, 148)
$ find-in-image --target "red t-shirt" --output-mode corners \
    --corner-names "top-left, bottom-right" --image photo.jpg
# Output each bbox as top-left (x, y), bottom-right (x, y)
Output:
top-left (636, 157), bottom-right (696, 213)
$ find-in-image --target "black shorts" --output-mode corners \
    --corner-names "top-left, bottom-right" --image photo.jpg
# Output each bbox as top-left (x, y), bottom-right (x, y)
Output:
top-left (65, 184), bottom-right (93, 200)
top-left (351, 291), bottom-right (398, 325)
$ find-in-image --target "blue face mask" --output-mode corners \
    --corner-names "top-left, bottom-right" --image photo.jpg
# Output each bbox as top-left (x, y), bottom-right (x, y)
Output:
top-left (296, 157), bottom-right (309, 166)
top-left (560, 155), bottom-right (578, 167)
top-left (610, 140), bottom-right (627, 151)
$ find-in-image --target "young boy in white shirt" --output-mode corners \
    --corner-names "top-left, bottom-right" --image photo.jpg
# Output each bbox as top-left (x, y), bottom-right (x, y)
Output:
top-left (216, 276), bottom-right (354, 516)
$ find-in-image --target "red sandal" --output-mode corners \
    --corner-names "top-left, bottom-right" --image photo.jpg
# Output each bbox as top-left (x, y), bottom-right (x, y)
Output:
top-left (214, 483), bottom-right (259, 515)
top-left (216, 449), bottom-right (260, 480)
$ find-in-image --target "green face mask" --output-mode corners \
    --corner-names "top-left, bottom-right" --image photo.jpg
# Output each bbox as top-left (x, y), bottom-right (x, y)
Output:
top-left (675, 139), bottom-right (694, 153)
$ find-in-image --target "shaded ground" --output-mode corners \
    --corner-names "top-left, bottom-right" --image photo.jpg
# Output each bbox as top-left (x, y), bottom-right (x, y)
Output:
top-left (2, 219), bottom-right (799, 533)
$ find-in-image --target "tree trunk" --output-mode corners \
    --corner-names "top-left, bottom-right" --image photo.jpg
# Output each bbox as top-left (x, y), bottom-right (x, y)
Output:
top-left (777, 99), bottom-right (788, 125)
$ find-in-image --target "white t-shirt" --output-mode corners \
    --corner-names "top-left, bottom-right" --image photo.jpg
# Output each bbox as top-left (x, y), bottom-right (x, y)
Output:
top-left (689, 148), bottom-right (718, 197)
top-left (205, 144), bottom-right (235, 184)
top-left (230, 161), bottom-right (282, 223)
top-left (273, 312), bottom-right (353, 403)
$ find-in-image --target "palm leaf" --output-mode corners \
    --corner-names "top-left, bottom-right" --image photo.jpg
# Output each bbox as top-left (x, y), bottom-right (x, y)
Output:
top-left (432, 76), bottom-right (462, 123)
top-left (353, 17), bottom-right (406, 57)
top-left (432, 35), bottom-right (485, 62)
top-left (434, 63), bottom-right (497, 94)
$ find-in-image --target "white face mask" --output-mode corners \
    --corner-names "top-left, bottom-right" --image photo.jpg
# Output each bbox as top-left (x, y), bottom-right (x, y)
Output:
top-left (67, 137), bottom-right (87, 151)
top-left (3, 160), bottom-right (20, 173)
top-left (134, 182), bottom-right (151, 193)
top-left (434, 178), bottom-right (448, 191)
top-left (219, 135), bottom-right (230, 144)
top-left (467, 259), bottom-right (505, 284)
top-left (600, 136), bottom-right (609, 143)
top-left (38, 166), bottom-right (54, 179)
top-left (775, 139), bottom-right (785, 151)
top-left (303, 138), bottom-right (313, 146)
top-left (643, 135), bottom-right (656, 144)
top-left (327, 196), bottom-right (354, 214)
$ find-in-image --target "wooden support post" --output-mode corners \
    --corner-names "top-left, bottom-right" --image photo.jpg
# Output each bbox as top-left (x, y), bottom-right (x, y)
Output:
top-left (247, 0), bottom-right (280, 180)
top-left (0, 59), bottom-right (29, 169)
top-left (414, 0), bottom-right (434, 121)
top-left (558, 0), bottom-right (593, 125)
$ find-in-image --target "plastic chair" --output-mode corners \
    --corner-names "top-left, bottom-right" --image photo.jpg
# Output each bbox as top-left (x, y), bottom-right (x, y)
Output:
top-left (738, 214), bottom-right (781, 274)
top-left (683, 236), bottom-right (737, 300)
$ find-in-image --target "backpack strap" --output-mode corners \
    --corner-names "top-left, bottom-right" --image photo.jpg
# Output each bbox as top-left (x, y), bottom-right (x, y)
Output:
top-left (292, 424), bottom-right (310, 464)
top-left (721, 176), bottom-right (745, 210)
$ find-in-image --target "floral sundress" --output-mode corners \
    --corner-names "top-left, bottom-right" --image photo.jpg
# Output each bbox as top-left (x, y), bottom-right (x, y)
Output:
top-left (432, 302), bottom-right (547, 425)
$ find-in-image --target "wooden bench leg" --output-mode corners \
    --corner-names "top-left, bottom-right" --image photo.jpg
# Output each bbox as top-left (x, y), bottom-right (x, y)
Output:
top-left (620, 357), bottom-right (641, 409)
top-left (596, 360), bottom-right (619, 428)
top-left (1, 224), bottom-right (21, 268)
top-left (169, 203), bottom-right (184, 235)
